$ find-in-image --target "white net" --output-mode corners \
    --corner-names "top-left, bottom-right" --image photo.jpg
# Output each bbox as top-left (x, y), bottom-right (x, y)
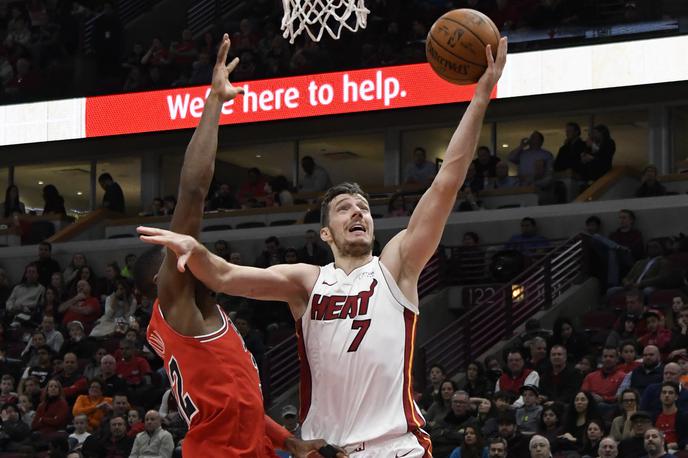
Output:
top-left (281, 0), bottom-right (369, 43)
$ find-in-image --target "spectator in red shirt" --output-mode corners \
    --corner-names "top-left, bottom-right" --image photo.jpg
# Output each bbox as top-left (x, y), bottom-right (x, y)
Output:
top-left (31, 378), bottom-right (70, 438)
top-left (169, 29), bottom-right (198, 66)
top-left (639, 310), bottom-right (673, 357)
top-left (59, 280), bottom-right (102, 332)
top-left (617, 341), bottom-right (641, 374)
top-left (116, 339), bottom-right (151, 406)
top-left (237, 167), bottom-right (268, 206)
top-left (127, 408), bottom-right (145, 438)
top-left (653, 382), bottom-right (688, 451)
top-left (581, 346), bottom-right (626, 414)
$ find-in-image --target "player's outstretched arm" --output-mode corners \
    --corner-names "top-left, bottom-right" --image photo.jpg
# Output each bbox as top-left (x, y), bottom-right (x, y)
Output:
top-left (158, 34), bottom-right (243, 315)
top-left (382, 38), bottom-right (508, 280)
top-left (138, 226), bottom-right (313, 304)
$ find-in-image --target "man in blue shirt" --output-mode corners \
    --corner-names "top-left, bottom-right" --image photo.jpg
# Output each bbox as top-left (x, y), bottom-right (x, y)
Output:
top-left (505, 217), bottom-right (550, 257)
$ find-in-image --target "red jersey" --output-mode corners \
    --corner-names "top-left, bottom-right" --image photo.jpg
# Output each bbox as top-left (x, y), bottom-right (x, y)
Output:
top-left (147, 301), bottom-right (276, 457)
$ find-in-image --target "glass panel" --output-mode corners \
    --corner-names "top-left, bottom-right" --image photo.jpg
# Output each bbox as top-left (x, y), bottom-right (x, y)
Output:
top-left (594, 110), bottom-right (649, 170)
top-left (299, 133), bottom-right (385, 189)
top-left (14, 161), bottom-right (91, 216)
top-left (670, 106), bottom-right (688, 171)
top-left (96, 157), bottom-right (142, 215)
top-left (401, 124), bottom-right (492, 181)
top-left (496, 115), bottom-right (590, 176)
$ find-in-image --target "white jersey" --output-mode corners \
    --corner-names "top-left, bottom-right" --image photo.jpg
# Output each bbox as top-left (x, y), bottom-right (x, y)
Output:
top-left (297, 257), bottom-right (426, 448)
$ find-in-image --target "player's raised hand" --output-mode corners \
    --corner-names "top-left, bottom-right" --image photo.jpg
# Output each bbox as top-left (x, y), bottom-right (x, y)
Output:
top-left (475, 36), bottom-right (507, 98)
top-left (211, 33), bottom-right (245, 102)
top-left (137, 226), bottom-right (198, 272)
top-left (284, 438), bottom-right (348, 458)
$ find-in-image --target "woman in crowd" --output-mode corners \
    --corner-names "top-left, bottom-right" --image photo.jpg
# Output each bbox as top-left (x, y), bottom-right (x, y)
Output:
top-left (32, 379), bottom-right (70, 439)
top-left (550, 318), bottom-right (588, 363)
top-left (562, 391), bottom-right (603, 444)
top-left (610, 388), bottom-right (639, 441)
top-left (606, 316), bottom-right (639, 349)
top-left (68, 265), bottom-right (99, 298)
top-left (50, 271), bottom-right (68, 302)
top-left (18, 393), bottom-right (35, 426)
top-left (90, 278), bottom-right (137, 338)
top-left (425, 379), bottom-right (456, 425)
top-left (581, 124), bottom-right (615, 181)
top-left (537, 403), bottom-right (576, 454)
top-left (72, 379), bottom-right (112, 432)
top-left (63, 253), bottom-right (87, 287)
top-left (267, 175), bottom-right (294, 207)
top-left (579, 420), bottom-right (605, 457)
top-left (40, 286), bottom-right (60, 321)
top-left (462, 360), bottom-right (490, 398)
top-left (449, 425), bottom-right (488, 458)
top-left (101, 262), bottom-right (121, 300)
top-left (1, 184), bottom-right (25, 217)
top-left (42, 184), bottom-right (66, 216)
top-left (474, 398), bottom-right (498, 438)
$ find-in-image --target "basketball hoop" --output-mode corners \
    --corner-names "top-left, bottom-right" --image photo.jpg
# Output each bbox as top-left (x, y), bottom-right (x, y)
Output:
top-left (281, 0), bottom-right (369, 44)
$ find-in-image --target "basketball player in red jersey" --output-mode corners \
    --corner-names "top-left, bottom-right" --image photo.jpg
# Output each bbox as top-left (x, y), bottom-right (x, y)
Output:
top-left (135, 34), bottom-right (345, 458)
top-left (139, 38), bottom-right (507, 456)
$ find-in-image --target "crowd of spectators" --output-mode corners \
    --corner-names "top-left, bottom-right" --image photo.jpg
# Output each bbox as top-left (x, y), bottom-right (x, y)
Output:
top-left (419, 294), bottom-right (688, 457)
top-left (0, 0), bottom-right (677, 104)
top-left (0, 227), bottom-right (334, 456)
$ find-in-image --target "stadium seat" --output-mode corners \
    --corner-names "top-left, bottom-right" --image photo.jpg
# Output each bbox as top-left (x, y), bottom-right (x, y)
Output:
top-left (269, 219), bottom-right (296, 226)
top-left (235, 222), bottom-right (266, 229)
top-left (203, 224), bottom-right (233, 231)
top-left (107, 233), bottom-right (134, 239)
top-left (23, 221), bottom-right (55, 245)
top-left (648, 289), bottom-right (682, 309)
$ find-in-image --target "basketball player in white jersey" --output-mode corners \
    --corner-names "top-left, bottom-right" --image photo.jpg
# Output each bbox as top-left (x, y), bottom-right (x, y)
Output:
top-left (138, 37), bottom-right (507, 457)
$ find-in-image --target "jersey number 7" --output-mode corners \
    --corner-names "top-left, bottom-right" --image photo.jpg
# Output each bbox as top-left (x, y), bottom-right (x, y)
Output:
top-left (347, 319), bottom-right (371, 352)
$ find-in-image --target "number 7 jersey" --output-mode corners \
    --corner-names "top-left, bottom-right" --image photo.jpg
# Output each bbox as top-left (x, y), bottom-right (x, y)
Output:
top-left (298, 257), bottom-right (426, 447)
top-left (146, 301), bottom-right (276, 457)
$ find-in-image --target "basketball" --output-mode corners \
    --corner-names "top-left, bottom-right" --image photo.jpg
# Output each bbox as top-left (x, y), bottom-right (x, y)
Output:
top-left (425, 9), bottom-right (500, 85)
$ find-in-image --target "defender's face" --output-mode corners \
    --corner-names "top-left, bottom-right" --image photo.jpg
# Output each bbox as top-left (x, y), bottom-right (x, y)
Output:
top-left (321, 194), bottom-right (374, 257)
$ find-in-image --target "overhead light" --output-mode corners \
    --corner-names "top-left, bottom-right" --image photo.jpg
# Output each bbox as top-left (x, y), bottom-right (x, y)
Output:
top-left (38, 181), bottom-right (44, 185)
top-left (256, 154), bottom-right (262, 158)
top-left (76, 192), bottom-right (83, 196)
top-left (502, 144), bottom-right (509, 148)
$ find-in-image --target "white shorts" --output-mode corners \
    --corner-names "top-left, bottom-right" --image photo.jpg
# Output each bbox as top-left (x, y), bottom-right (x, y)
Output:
top-left (346, 430), bottom-right (432, 458)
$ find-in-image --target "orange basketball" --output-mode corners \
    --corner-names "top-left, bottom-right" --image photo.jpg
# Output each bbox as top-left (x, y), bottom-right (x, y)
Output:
top-left (426, 9), bottom-right (500, 85)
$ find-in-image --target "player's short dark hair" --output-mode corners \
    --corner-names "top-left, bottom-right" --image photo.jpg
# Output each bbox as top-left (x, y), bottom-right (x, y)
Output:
top-left (98, 173), bottom-right (113, 183)
top-left (320, 182), bottom-right (369, 227)
top-left (133, 246), bottom-right (164, 299)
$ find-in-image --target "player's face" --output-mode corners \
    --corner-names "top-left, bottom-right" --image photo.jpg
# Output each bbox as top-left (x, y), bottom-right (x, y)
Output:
top-left (322, 194), bottom-right (374, 258)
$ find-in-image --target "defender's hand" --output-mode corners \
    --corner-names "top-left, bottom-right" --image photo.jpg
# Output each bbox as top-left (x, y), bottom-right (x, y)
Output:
top-left (211, 33), bottom-right (244, 102)
top-left (137, 226), bottom-right (200, 272)
top-left (284, 437), bottom-right (348, 458)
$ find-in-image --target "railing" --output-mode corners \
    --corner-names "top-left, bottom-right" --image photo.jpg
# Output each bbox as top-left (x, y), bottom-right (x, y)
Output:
top-left (420, 234), bottom-right (586, 378)
top-left (263, 251), bottom-right (443, 403)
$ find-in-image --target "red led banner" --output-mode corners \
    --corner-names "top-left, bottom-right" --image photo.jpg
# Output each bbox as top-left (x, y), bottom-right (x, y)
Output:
top-left (85, 63), bottom-right (496, 138)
